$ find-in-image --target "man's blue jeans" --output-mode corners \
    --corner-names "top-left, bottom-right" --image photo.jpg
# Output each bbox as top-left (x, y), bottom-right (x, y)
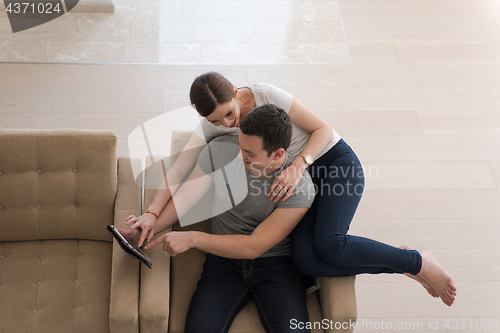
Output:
top-left (185, 253), bottom-right (310, 333)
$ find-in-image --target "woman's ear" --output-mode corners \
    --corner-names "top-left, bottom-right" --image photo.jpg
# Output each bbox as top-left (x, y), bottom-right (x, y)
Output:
top-left (234, 86), bottom-right (239, 96)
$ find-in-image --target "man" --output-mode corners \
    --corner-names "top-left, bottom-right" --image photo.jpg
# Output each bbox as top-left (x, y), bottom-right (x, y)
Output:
top-left (123, 104), bottom-right (315, 333)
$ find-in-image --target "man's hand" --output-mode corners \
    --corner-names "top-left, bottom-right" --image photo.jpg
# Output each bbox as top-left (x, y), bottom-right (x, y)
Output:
top-left (144, 231), bottom-right (196, 257)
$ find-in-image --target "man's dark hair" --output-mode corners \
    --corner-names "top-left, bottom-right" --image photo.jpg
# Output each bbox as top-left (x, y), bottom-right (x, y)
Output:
top-left (240, 104), bottom-right (292, 156)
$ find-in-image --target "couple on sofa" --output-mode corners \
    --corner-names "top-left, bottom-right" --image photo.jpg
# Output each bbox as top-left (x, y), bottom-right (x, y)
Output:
top-left (121, 72), bottom-right (457, 333)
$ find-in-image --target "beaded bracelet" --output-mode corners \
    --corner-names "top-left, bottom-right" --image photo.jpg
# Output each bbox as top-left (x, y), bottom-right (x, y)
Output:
top-left (145, 210), bottom-right (159, 219)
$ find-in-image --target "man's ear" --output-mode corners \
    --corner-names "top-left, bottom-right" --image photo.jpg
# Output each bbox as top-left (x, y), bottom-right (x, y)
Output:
top-left (272, 148), bottom-right (285, 160)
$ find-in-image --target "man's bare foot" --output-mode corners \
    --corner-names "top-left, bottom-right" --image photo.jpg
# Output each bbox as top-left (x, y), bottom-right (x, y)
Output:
top-left (399, 245), bottom-right (439, 298)
top-left (417, 249), bottom-right (457, 306)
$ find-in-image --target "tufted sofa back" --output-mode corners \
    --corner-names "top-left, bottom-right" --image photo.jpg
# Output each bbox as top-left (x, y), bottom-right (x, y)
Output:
top-left (0, 129), bottom-right (117, 242)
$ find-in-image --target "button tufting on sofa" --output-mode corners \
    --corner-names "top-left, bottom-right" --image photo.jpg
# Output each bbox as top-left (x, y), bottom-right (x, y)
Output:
top-left (0, 129), bottom-right (143, 333)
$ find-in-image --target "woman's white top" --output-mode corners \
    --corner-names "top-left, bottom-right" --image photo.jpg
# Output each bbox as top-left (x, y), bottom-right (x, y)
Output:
top-left (194, 83), bottom-right (342, 161)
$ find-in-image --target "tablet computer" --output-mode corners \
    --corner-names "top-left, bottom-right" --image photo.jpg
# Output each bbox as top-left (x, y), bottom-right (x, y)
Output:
top-left (107, 225), bottom-right (153, 269)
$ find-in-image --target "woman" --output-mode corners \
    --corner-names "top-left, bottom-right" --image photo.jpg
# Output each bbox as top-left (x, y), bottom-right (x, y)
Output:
top-left (127, 71), bottom-right (456, 307)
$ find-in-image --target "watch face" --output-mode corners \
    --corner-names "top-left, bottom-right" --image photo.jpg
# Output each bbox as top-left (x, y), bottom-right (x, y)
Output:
top-left (306, 155), bottom-right (313, 165)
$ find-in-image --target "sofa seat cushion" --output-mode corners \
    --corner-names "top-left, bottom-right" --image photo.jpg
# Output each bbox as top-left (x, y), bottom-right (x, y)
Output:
top-left (0, 239), bottom-right (112, 333)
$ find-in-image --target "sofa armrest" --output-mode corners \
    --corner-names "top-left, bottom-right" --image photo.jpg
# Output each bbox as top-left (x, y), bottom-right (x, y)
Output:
top-left (318, 276), bottom-right (357, 333)
top-left (139, 156), bottom-right (171, 333)
top-left (109, 157), bottom-right (142, 333)
top-left (139, 227), bottom-right (171, 333)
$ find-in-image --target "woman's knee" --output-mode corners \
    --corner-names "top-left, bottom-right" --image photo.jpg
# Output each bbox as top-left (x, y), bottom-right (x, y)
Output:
top-left (313, 234), bottom-right (350, 266)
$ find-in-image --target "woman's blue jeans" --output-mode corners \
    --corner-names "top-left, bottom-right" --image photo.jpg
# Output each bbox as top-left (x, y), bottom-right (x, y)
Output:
top-left (185, 253), bottom-right (310, 333)
top-left (291, 139), bottom-right (422, 277)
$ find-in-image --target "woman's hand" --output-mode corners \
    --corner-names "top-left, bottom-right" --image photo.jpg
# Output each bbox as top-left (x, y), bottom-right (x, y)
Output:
top-left (118, 226), bottom-right (142, 246)
top-left (268, 163), bottom-right (305, 203)
top-left (125, 212), bottom-right (158, 247)
top-left (144, 231), bottom-right (196, 257)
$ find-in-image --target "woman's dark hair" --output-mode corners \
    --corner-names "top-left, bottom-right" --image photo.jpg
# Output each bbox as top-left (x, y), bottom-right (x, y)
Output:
top-left (189, 72), bottom-right (235, 117)
top-left (240, 104), bottom-right (292, 156)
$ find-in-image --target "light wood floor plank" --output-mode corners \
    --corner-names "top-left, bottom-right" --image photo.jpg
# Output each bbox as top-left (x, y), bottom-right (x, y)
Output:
top-left (344, 135), bottom-right (500, 162)
top-left (355, 282), bottom-right (499, 318)
top-left (362, 161), bottom-right (496, 190)
top-left (316, 110), bottom-right (423, 136)
top-left (77, 112), bottom-right (162, 138)
top-left (489, 161), bottom-right (500, 188)
top-left (355, 189), bottom-right (500, 219)
top-left (354, 249), bottom-right (500, 283)
top-left (0, 63), bottom-right (248, 89)
top-left (397, 42), bottom-right (500, 64)
top-left (346, 42), bottom-right (400, 64)
top-left (0, 112), bottom-right (77, 129)
top-left (418, 110), bottom-right (500, 136)
top-left (247, 63), bottom-right (500, 87)
top-left (339, 0), bottom-right (500, 21)
top-left (343, 20), bottom-right (500, 43)
top-left (0, 88), bottom-right (163, 113)
top-left (491, 86), bottom-right (500, 108)
top-left (348, 218), bottom-right (500, 250)
top-left (163, 89), bottom-right (192, 111)
top-left (288, 86), bottom-right (497, 111)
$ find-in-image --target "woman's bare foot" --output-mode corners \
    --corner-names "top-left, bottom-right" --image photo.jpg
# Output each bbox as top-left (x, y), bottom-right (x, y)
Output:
top-left (399, 245), bottom-right (440, 298)
top-left (416, 249), bottom-right (457, 306)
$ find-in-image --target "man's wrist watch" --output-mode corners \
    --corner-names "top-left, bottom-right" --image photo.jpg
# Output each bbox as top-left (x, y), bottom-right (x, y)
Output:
top-left (299, 153), bottom-right (313, 166)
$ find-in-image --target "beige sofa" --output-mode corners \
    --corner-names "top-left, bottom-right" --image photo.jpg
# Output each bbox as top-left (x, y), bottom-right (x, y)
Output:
top-left (140, 130), bottom-right (358, 333)
top-left (0, 129), bottom-right (143, 333)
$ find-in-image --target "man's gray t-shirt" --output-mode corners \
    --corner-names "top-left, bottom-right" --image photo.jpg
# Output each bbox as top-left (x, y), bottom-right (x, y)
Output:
top-left (197, 134), bottom-right (315, 258)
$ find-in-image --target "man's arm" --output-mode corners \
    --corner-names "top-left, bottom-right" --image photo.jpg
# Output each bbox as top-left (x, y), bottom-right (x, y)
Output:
top-left (145, 207), bottom-right (308, 259)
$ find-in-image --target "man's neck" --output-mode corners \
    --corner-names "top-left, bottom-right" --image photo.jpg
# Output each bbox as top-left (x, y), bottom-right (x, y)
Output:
top-left (250, 154), bottom-right (286, 178)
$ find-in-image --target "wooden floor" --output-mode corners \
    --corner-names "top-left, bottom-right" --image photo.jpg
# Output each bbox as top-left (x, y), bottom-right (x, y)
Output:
top-left (1, 0), bottom-right (499, 332)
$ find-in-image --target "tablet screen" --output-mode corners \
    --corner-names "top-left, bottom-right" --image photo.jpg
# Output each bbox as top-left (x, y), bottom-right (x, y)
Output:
top-left (107, 225), bottom-right (152, 265)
